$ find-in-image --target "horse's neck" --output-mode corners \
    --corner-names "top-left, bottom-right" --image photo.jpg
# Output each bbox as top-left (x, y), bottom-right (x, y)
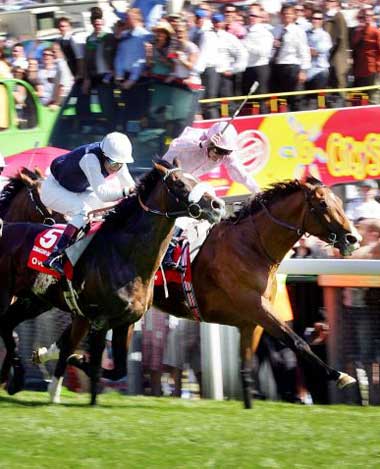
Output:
top-left (255, 193), bottom-right (305, 263)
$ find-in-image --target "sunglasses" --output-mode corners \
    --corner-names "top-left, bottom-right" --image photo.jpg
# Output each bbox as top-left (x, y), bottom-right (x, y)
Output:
top-left (250, 14), bottom-right (261, 18)
top-left (312, 17), bottom-right (323, 20)
top-left (105, 157), bottom-right (123, 170)
top-left (211, 146), bottom-right (232, 156)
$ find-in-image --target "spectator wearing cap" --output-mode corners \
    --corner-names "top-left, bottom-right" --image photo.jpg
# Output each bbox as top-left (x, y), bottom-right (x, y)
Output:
top-left (211, 13), bottom-right (248, 107)
top-left (351, 7), bottom-right (380, 98)
top-left (145, 20), bottom-right (175, 78)
top-left (270, 4), bottom-right (311, 110)
top-left (346, 179), bottom-right (380, 222)
top-left (323, 0), bottom-right (350, 95)
top-left (242, 5), bottom-right (274, 100)
top-left (304, 9), bottom-right (332, 107)
top-left (189, 9), bottom-right (209, 46)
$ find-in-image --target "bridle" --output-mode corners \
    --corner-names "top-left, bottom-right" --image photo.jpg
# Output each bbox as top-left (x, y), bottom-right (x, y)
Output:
top-left (138, 168), bottom-right (212, 220)
top-left (256, 185), bottom-right (350, 263)
top-left (27, 186), bottom-right (56, 225)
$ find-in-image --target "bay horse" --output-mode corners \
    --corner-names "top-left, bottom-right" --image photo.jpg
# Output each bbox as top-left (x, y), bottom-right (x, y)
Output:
top-left (152, 177), bottom-right (361, 408)
top-left (0, 160), bottom-right (225, 404)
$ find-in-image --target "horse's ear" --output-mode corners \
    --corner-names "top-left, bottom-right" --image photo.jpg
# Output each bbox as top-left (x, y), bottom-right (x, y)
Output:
top-left (173, 157), bottom-right (181, 169)
top-left (154, 162), bottom-right (169, 177)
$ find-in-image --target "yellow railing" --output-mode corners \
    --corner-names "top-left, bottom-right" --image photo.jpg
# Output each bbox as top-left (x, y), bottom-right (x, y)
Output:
top-left (198, 85), bottom-right (380, 117)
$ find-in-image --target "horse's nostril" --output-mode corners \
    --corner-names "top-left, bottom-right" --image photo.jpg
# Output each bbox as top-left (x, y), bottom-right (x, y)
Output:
top-left (211, 199), bottom-right (225, 211)
top-left (346, 234), bottom-right (357, 245)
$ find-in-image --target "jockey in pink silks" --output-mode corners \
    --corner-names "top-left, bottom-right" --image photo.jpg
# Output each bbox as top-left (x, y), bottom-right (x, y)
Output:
top-left (162, 121), bottom-right (259, 269)
top-left (163, 121), bottom-right (260, 194)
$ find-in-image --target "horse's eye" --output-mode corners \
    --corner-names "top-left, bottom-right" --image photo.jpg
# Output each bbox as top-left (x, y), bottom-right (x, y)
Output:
top-left (320, 200), bottom-right (328, 210)
top-left (176, 180), bottom-right (185, 189)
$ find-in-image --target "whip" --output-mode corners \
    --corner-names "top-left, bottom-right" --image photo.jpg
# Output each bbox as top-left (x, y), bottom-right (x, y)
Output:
top-left (221, 81), bottom-right (259, 134)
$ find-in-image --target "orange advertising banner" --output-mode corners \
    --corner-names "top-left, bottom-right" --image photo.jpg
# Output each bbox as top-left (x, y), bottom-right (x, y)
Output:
top-left (194, 106), bottom-right (380, 196)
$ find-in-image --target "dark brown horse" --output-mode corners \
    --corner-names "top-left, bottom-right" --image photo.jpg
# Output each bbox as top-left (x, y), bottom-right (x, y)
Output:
top-left (0, 160), bottom-right (224, 404)
top-left (0, 168), bottom-right (63, 224)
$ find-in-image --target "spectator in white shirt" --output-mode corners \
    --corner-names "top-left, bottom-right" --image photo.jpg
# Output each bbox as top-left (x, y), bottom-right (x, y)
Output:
top-left (295, 4), bottom-right (312, 31)
top-left (242, 5), bottom-right (274, 98)
top-left (270, 3), bottom-right (311, 110)
top-left (211, 13), bottom-right (248, 106)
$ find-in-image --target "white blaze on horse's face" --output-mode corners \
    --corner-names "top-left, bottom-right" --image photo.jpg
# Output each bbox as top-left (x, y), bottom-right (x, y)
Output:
top-left (189, 181), bottom-right (216, 204)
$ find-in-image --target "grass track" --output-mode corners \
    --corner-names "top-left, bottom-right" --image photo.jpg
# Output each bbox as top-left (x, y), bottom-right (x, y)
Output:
top-left (0, 390), bottom-right (379, 469)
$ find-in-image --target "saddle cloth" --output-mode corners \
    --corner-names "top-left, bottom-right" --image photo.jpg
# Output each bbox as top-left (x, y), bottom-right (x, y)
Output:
top-left (27, 222), bottom-right (103, 280)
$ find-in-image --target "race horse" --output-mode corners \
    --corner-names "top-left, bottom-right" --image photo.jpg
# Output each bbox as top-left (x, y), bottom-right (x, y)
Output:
top-left (0, 167), bottom-right (63, 224)
top-left (0, 174), bottom-right (360, 408)
top-left (0, 160), bottom-right (224, 404)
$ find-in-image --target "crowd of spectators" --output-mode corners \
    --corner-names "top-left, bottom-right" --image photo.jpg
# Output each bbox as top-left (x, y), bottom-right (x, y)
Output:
top-left (1, 0), bottom-right (380, 116)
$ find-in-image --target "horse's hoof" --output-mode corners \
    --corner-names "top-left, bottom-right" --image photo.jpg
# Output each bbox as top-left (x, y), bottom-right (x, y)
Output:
top-left (31, 348), bottom-right (44, 365)
top-left (48, 376), bottom-right (63, 404)
top-left (337, 372), bottom-right (356, 389)
top-left (5, 366), bottom-right (24, 396)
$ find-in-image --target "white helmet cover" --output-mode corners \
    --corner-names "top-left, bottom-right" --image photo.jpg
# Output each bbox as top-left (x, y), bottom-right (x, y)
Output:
top-left (101, 132), bottom-right (134, 164)
top-left (207, 122), bottom-right (238, 151)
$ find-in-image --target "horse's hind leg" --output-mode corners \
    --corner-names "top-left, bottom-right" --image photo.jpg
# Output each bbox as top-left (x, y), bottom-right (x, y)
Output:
top-left (88, 327), bottom-right (107, 406)
top-left (49, 316), bottom-right (90, 404)
top-left (0, 297), bottom-right (47, 394)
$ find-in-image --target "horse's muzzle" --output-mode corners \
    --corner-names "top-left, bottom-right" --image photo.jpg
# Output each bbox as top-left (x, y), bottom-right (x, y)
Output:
top-left (337, 232), bottom-right (361, 256)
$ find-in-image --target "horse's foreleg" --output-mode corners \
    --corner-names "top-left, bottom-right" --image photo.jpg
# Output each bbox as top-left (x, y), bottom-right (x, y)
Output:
top-left (49, 316), bottom-right (90, 404)
top-left (254, 297), bottom-right (355, 389)
top-left (88, 327), bottom-right (107, 406)
top-left (239, 326), bottom-right (258, 409)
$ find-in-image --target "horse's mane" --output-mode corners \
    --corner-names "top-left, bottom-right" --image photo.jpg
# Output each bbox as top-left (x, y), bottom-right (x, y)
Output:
top-left (226, 176), bottom-right (322, 223)
top-left (102, 159), bottom-right (174, 229)
top-left (0, 167), bottom-right (43, 217)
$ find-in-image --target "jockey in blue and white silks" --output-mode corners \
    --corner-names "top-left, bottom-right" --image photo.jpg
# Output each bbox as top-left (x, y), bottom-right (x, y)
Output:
top-left (41, 132), bottom-right (135, 275)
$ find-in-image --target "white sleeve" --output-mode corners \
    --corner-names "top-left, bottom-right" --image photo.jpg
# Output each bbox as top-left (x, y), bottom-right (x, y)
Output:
top-left (79, 153), bottom-right (124, 202)
top-left (116, 165), bottom-right (136, 191)
top-left (298, 29), bottom-right (311, 71)
top-left (224, 155), bottom-right (260, 195)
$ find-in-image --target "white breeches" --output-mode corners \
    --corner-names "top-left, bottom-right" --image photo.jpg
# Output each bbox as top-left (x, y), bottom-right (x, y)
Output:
top-left (40, 175), bottom-right (110, 229)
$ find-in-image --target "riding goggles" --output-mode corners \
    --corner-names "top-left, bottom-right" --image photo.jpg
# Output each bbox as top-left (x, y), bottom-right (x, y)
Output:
top-left (105, 157), bottom-right (123, 170)
top-left (210, 145), bottom-right (233, 157)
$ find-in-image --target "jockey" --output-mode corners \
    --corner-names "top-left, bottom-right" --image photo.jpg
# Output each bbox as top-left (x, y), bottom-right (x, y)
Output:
top-left (41, 131), bottom-right (135, 275)
top-left (162, 121), bottom-right (259, 269)
top-left (162, 121), bottom-right (260, 194)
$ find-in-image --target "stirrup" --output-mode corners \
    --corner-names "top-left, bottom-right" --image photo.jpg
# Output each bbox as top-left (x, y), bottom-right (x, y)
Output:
top-left (43, 254), bottom-right (65, 275)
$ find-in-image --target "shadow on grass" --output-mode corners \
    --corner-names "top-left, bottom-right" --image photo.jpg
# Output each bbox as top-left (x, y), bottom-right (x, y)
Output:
top-left (0, 393), bottom-right (206, 411)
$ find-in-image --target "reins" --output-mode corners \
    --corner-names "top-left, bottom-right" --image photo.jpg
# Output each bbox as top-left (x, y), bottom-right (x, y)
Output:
top-left (137, 168), bottom-right (204, 220)
top-left (28, 186), bottom-right (56, 225)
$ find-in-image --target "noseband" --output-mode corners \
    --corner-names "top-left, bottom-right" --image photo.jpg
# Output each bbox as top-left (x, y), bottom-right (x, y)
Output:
top-left (138, 168), bottom-right (207, 219)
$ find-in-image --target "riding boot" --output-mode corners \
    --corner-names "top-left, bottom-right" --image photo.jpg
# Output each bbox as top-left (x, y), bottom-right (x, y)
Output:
top-left (162, 227), bottom-right (185, 272)
top-left (43, 224), bottom-right (79, 275)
